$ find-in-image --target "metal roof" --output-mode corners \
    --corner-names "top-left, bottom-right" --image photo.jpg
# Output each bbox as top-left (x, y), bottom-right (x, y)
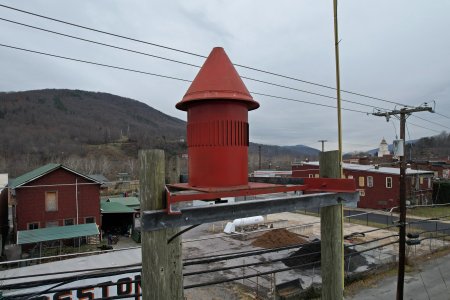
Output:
top-left (10, 163), bottom-right (101, 189)
top-left (301, 162), bottom-right (434, 175)
top-left (10, 163), bottom-right (60, 189)
top-left (106, 197), bottom-right (140, 208)
top-left (17, 223), bottom-right (99, 245)
top-left (88, 174), bottom-right (110, 183)
top-left (101, 201), bottom-right (135, 213)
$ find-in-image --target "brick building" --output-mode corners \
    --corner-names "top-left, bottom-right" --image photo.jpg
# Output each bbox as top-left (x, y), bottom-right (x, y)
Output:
top-left (9, 163), bottom-right (101, 240)
top-left (409, 160), bottom-right (450, 179)
top-left (292, 162), bottom-right (434, 210)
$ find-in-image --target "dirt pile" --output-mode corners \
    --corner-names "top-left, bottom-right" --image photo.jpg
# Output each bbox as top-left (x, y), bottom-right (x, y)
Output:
top-left (282, 240), bottom-right (368, 272)
top-left (251, 229), bottom-right (308, 249)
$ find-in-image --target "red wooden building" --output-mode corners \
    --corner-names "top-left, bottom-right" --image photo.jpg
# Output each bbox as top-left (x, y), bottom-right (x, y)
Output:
top-left (9, 163), bottom-right (101, 239)
top-left (292, 162), bottom-right (434, 210)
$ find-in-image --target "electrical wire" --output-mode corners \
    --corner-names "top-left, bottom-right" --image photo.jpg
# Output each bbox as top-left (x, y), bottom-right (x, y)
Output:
top-left (0, 3), bottom-right (411, 108)
top-left (407, 121), bottom-right (441, 133)
top-left (412, 115), bottom-right (450, 130)
top-left (1, 43), bottom-right (444, 131)
top-left (0, 43), bottom-right (191, 83)
top-left (0, 17), bottom-right (200, 68)
top-left (0, 17), bottom-right (391, 112)
top-left (252, 92), bottom-right (369, 114)
top-left (390, 119), bottom-right (398, 139)
top-left (435, 112), bottom-right (450, 120)
top-left (0, 43), bottom-right (374, 116)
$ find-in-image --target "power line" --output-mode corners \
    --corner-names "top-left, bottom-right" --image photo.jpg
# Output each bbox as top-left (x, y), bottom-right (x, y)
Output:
top-left (0, 43), bottom-right (191, 83)
top-left (0, 3), bottom-right (412, 108)
top-left (0, 17), bottom-right (390, 111)
top-left (0, 17), bottom-right (200, 68)
top-left (0, 43), bottom-right (369, 115)
top-left (252, 92), bottom-right (369, 114)
top-left (407, 121), bottom-right (441, 133)
top-left (435, 112), bottom-right (450, 120)
top-left (412, 114), bottom-right (450, 130)
top-left (1, 42), bottom-right (444, 134)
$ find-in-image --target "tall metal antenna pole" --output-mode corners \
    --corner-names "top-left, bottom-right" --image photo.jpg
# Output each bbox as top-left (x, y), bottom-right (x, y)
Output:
top-left (332, 1), bottom-right (345, 299)
top-left (318, 140), bottom-right (328, 152)
top-left (373, 105), bottom-right (432, 300)
top-left (333, 0), bottom-right (343, 178)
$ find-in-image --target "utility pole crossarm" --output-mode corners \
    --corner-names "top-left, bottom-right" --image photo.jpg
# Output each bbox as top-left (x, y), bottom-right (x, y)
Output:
top-left (372, 106), bottom-right (433, 117)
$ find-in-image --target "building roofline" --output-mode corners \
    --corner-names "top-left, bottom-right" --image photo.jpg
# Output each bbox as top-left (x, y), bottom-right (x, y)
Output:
top-left (10, 163), bottom-right (101, 189)
top-left (295, 161), bottom-right (435, 176)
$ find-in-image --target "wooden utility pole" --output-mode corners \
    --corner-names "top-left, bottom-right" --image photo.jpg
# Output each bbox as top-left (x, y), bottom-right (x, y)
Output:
top-left (372, 105), bottom-right (432, 300)
top-left (320, 150), bottom-right (343, 299)
top-left (139, 150), bottom-right (183, 300)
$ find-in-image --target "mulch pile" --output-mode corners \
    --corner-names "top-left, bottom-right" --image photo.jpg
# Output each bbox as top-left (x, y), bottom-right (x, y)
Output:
top-left (282, 239), bottom-right (368, 272)
top-left (251, 229), bottom-right (308, 249)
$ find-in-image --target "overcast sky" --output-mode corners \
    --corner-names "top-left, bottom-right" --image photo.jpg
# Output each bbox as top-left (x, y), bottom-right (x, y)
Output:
top-left (1, 1), bottom-right (449, 152)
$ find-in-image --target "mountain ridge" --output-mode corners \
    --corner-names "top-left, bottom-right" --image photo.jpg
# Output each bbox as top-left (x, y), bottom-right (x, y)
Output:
top-left (0, 89), bottom-right (319, 178)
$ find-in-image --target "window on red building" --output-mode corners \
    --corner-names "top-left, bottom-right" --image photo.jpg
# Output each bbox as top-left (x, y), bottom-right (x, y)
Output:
top-left (64, 219), bottom-right (75, 226)
top-left (46, 221), bottom-right (59, 227)
top-left (367, 176), bottom-right (373, 187)
top-left (45, 191), bottom-right (58, 212)
top-left (28, 222), bottom-right (39, 230)
top-left (386, 177), bottom-right (393, 188)
top-left (359, 177), bottom-right (365, 187)
top-left (85, 217), bottom-right (95, 224)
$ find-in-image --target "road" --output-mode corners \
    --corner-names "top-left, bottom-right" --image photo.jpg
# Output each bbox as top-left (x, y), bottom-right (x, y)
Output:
top-left (304, 207), bottom-right (450, 235)
top-left (343, 208), bottom-right (450, 235)
top-left (348, 252), bottom-right (450, 300)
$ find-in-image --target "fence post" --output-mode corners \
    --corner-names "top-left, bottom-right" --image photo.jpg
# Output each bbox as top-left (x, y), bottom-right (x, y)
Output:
top-left (140, 150), bottom-right (184, 300)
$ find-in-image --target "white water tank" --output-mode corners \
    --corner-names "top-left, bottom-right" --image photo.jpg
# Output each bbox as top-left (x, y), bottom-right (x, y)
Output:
top-left (232, 216), bottom-right (264, 227)
top-left (224, 216), bottom-right (265, 234)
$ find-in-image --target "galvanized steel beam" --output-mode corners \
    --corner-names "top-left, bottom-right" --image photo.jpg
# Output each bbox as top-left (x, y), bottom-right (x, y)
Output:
top-left (142, 192), bottom-right (359, 231)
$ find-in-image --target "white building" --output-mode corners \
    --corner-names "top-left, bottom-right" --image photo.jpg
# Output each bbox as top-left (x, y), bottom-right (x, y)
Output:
top-left (378, 138), bottom-right (390, 157)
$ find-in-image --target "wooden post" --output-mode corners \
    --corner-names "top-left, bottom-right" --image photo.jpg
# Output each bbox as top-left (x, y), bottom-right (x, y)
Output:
top-left (320, 150), bottom-right (344, 299)
top-left (140, 150), bottom-right (183, 300)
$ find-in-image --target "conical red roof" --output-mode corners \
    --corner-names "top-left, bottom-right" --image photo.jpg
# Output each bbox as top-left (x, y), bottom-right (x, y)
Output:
top-left (176, 47), bottom-right (259, 111)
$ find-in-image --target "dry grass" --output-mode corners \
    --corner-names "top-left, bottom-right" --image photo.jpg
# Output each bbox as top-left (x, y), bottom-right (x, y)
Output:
top-left (407, 206), bottom-right (450, 218)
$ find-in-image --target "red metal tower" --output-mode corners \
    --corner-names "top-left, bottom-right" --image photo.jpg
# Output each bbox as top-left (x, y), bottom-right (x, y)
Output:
top-left (176, 47), bottom-right (259, 188)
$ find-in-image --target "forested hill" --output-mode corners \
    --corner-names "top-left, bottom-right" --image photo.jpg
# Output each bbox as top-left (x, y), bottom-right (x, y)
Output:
top-left (0, 89), bottom-right (320, 178)
top-left (0, 89), bottom-right (186, 176)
